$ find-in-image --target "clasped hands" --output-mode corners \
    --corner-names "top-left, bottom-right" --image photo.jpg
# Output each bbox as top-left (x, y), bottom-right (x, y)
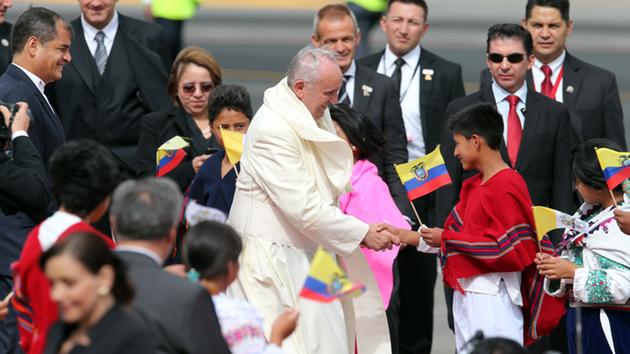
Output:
top-left (362, 224), bottom-right (445, 251)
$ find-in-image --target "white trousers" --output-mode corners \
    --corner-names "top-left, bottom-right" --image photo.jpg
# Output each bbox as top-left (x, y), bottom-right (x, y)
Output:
top-left (453, 281), bottom-right (523, 353)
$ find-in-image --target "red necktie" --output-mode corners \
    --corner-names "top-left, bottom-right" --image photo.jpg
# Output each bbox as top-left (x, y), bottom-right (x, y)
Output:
top-left (506, 95), bottom-right (522, 166)
top-left (540, 64), bottom-right (553, 98)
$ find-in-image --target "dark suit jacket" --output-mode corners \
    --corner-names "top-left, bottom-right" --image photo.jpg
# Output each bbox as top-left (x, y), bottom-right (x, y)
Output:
top-left (0, 22), bottom-right (11, 75)
top-left (358, 48), bottom-right (466, 224)
top-left (47, 14), bottom-right (172, 173)
top-left (117, 250), bottom-right (230, 354)
top-left (349, 65), bottom-right (410, 217)
top-left (136, 106), bottom-right (218, 190)
top-left (44, 306), bottom-right (156, 354)
top-left (480, 52), bottom-right (626, 149)
top-left (435, 86), bottom-right (577, 236)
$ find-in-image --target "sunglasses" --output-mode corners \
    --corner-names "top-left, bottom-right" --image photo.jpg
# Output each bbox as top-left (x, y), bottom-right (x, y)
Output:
top-left (487, 53), bottom-right (526, 64)
top-left (181, 81), bottom-right (214, 94)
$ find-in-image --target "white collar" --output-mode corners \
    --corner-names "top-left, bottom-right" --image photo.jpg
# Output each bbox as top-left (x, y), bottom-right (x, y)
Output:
top-left (81, 11), bottom-right (119, 41)
top-left (11, 63), bottom-right (47, 93)
top-left (384, 44), bottom-right (421, 70)
top-left (116, 245), bottom-right (164, 266)
top-left (343, 60), bottom-right (356, 78)
top-left (534, 50), bottom-right (566, 73)
top-left (492, 81), bottom-right (528, 105)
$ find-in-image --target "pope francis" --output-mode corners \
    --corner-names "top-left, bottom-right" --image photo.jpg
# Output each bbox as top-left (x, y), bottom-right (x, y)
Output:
top-left (228, 46), bottom-right (399, 354)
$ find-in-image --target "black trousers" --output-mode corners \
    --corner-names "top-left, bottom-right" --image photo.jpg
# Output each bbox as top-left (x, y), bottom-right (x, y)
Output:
top-left (0, 276), bottom-right (23, 354)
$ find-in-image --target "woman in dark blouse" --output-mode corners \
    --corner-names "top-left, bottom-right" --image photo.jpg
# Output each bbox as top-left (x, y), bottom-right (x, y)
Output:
top-left (189, 85), bottom-right (253, 215)
top-left (42, 232), bottom-right (155, 354)
top-left (136, 46), bottom-right (222, 190)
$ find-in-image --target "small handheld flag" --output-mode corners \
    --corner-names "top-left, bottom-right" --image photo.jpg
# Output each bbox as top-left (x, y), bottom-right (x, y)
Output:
top-left (156, 136), bottom-right (189, 177)
top-left (532, 206), bottom-right (588, 241)
top-left (220, 127), bottom-right (244, 165)
top-left (395, 145), bottom-right (452, 201)
top-left (594, 147), bottom-right (630, 190)
top-left (299, 247), bottom-right (365, 303)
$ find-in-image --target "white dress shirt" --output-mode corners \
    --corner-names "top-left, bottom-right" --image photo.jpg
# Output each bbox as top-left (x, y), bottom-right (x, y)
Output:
top-left (492, 82), bottom-right (528, 143)
top-left (81, 11), bottom-right (119, 58)
top-left (377, 45), bottom-right (424, 160)
top-left (341, 61), bottom-right (356, 107)
top-left (532, 50), bottom-right (566, 102)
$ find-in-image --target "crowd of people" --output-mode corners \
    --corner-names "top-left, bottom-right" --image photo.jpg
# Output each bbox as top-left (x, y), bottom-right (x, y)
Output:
top-left (0, 0), bottom-right (628, 354)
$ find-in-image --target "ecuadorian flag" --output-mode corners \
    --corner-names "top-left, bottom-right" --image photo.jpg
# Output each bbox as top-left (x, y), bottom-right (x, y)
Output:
top-left (595, 147), bottom-right (630, 190)
top-left (156, 136), bottom-right (189, 177)
top-left (395, 145), bottom-right (452, 201)
top-left (299, 247), bottom-right (365, 303)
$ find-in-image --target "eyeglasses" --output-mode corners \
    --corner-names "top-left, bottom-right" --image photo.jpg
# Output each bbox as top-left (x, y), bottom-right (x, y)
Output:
top-left (487, 53), bottom-right (527, 64)
top-left (181, 81), bottom-right (214, 95)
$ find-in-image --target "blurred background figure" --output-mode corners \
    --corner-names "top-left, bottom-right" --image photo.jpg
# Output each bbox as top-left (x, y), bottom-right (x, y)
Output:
top-left (470, 337), bottom-right (526, 354)
top-left (144, 0), bottom-right (201, 60)
top-left (183, 221), bottom-right (298, 354)
top-left (0, 0), bottom-right (12, 74)
top-left (188, 84), bottom-right (252, 216)
top-left (136, 46), bottom-right (222, 191)
top-left (347, 0), bottom-right (387, 58)
top-left (41, 232), bottom-right (156, 354)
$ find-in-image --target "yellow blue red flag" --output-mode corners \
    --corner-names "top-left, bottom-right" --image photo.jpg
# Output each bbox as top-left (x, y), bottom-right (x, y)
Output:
top-left (220, 127), bottom-right (244, 165)
top-left (595, 147), bottom-right (630, 190)
top-left (395, 145), bottom-right (452, 201)
top-left (156, 136), bottom-right (189, 177)
top-left (299, 247), bottom-right (365, 302)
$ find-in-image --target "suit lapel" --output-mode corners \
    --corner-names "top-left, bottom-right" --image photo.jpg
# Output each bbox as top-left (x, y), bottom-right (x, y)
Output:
top-left (68, 20), bottom-right (97, 96)
top-left (561, 53), bottom-right (581, 110)
top-left (352, 67), bottom-right (372, 112)
top-left (419, 50), bottom-right (433, 148)
top-left (515, 90), bottom-right (543, 168)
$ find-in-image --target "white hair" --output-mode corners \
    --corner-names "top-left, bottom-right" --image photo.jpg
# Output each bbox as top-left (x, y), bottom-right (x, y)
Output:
top-left (286, 45), bottom-right (338, 87)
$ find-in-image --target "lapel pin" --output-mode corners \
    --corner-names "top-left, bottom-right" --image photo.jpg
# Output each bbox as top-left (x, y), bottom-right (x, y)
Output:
top-left (362, 84), bottom-right (373, 96)
top-left (566, 85), bottom-right (574, 94)
top-left (422, 68), bottom-right (434, 81)
top-left (0, 39), bottom-right (8, 47)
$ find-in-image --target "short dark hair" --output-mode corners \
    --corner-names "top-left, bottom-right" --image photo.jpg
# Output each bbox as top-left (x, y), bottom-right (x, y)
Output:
top-left (40, 232), bottom-right (134, 305)
top-left (11, 6), bottom-right (70, 54)
top-left (486, 23), bottom-right (533, 56)
top-left (447, 103), bottom-right (504, 150)
top-left (183, 221), bottom-right (242, 280)
top-left (471, 337), bottom-right (527, 354)
top-left (386, 0), bottom-right (429, 21)
top-left (525, 0), bottom-right (570, 22)
top-left (110, 178), bottom-right (183, 241)
top-left (572, 138), bottom-right (624, 194)
top-left (208, 84), bottom-right (253, 124)
top-left (49, 140), bottom-right (121, 218)
top-left (329, 103), bottom-right (385, 160)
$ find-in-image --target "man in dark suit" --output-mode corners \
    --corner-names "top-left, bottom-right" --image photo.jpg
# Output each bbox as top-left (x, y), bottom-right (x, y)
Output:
top-left (0, 0), bottom-right (12, 74)
top-left (357, 1), bottom-right (465, 352)
top-left (310, 4), bottom-right (410, 222)
top-left (481, 0), bottom-right (625, 149)
top-left (111, 178), bottom-right (230, 354)
top-left (46, 0), bottom-right (172, 175)
top-left (0, 8), bottom-right (70, 351)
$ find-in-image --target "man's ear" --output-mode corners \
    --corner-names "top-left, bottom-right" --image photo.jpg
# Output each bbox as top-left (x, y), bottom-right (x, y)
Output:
top-left (293, 80), bottom-right (306, 100)
top-left (26, 36), bottom-right (40, 57)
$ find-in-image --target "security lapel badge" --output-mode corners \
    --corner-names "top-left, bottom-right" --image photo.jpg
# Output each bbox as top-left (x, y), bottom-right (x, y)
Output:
top-left (362, 84), bottom-right (373, 97)
top-left (566, 85), bottom-right (574, 94)
top-left (422, 69), bottom-right (434, 81)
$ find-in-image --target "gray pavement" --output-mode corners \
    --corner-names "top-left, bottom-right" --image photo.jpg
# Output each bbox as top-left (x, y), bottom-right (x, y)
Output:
top-left (7, 2), bottom-right (630, 353)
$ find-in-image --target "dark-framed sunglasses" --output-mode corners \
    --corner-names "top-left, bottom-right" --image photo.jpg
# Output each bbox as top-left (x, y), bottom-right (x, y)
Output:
top-left (181, 81), bottom-right (214, 94)
top-left (487, 53), bottom-right (526, 64)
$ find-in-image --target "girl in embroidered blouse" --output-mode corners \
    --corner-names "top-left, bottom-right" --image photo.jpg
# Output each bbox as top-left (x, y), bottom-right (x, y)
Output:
top-left (535, 139), bottom-right (630, 354)
top-left (182, 221), bottom-right (299, 354)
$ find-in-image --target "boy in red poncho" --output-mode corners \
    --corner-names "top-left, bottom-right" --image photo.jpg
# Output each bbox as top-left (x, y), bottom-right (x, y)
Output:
top-left (394, 103), bottom-right (564, 351)
top-left (11, 140), bottom-right (120, 354)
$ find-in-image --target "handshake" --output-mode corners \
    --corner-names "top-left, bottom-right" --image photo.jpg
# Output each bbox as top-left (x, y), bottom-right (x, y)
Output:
top-left (362, 224), bottom-right (445, 251)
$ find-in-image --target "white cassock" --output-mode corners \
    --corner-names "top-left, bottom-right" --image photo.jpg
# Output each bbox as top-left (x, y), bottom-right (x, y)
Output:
top-left (228, 78), bottom-right (391, 354)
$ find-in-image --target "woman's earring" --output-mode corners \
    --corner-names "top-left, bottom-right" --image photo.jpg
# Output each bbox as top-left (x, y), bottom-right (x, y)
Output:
top-left (97, 286), bottom-right (110, 296)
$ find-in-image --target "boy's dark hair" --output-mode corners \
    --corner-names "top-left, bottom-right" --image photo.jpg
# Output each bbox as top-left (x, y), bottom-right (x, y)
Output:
top-left (40, 232), bottom-right (134, 305)
top-left (486, 23), bottom-right (533, 56)
top-left (183, 221), bottom-right (242, 280)
top-left (447, 103), bottom-right (504, 150)
top-left (470, 337), bottom-right (527, 354)
top-left (525, 0), bottom-right (570, 23)
top-left (48, 139), bottom-right (120, 218)
top-left (386, 0), bottom-right (428, 21)
top-left (572, 138), bottom-right (624, 194)
top-left (208, 84), bottom-right (253, 124)
top-left (329, 103), bottom-right (385, 160)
